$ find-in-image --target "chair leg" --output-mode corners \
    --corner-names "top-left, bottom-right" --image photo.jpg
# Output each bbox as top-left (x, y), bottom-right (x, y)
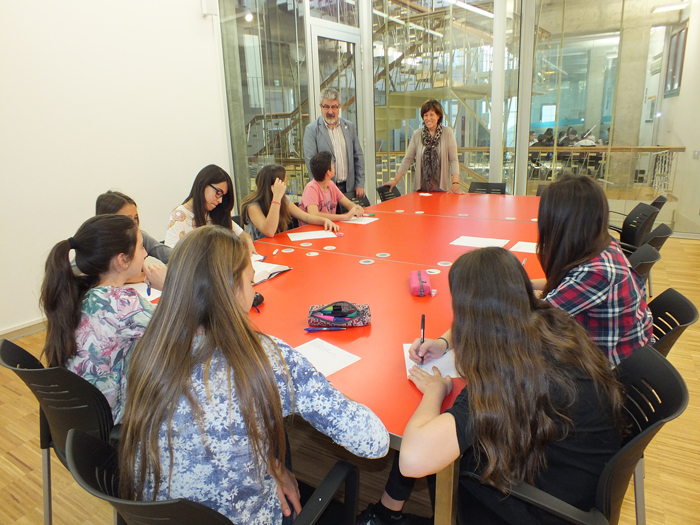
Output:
top-left (648, 274), bottom-right (653, 298)
top-left (634, 458), bottom-right (646, 525)
top-left (42, 448), bottom-right (52, 525)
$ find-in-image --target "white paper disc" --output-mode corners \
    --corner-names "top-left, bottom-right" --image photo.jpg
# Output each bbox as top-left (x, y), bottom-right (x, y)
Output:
top-left (437, 261), bottom-right (452, 267)
top-left (376, 253), bottom-right (390, 258)
top-left (426, 269), bottom-right (441, 275)
top-left (281, 248), bottom-right (294, 253)
top-left (306, 251), bottom-right (319, 257)
top-left (531, 218), bottom-right (538, 222)
top-left (300, 242), bottom-right (313, 247)
top-left (359, 259), bottom-right (375, 265)
top-left (458, 213), bottom-right (468, 217)
top-left (506, 217), bottom-right (516, 220)
top-left (415, 211), bottom-right (424, 214)
top-left (395, 209), bottom-right (404, 213)
top-left (324, 246), bottom-right (336, 250)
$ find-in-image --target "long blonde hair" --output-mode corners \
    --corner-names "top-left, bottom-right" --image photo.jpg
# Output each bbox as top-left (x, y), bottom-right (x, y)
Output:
top-left (119, 226), bottom-right (289, 499)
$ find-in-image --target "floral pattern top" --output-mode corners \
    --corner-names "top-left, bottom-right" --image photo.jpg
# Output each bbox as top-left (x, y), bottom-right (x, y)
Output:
top-left (165, 204), bottom-right (243, 247)
top-left (141, 335), bottom-right (389, 524)
top-left (67, 286), bottom-right (154, 424)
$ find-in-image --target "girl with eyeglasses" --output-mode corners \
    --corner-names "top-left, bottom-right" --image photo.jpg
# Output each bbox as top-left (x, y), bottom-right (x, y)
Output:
top-left (165, 164), bottom-right (255, 253)
top-left (119, 226), bottom-right (388, 524)
top-left (240, 164), bottom-right (339, 240)
top-left (40, 215), bottom-right (167, 424)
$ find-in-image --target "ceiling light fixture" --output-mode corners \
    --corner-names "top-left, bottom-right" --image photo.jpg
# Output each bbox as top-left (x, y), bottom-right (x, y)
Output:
top-left (244, 8), bottom-right (253, 21)
top-left (651, 1), bottom-right (689, 13)
top-left (444, 0), bottom-right (494, 19)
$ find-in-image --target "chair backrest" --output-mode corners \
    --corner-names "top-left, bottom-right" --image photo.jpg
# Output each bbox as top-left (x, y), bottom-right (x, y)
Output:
top-left (650, 195), bottom-right (668, 211)
top-left (619, 203), bottom-right (659, 247)
top-left (376, 184), bottom-right (401, 202)
top-left (66, 429), bottom-right (234, 525)
top-left (648, 288), bottom-right (699, 357)
top-left (468, 182), bottom-right (507, 195)
top-left (596, 345), bottom-right (688, 524)
top-left (232, 215), bottom-right (242, 228)
top-left (627, 243), bottom-right (661, 282)
top-left (344, 190), bottom-right (370, 208)
top-left (536, 184), bottom-right (547, 197)
top-left (0, 339), bottom-right (114, 465)
top-left (641, 223), bottom-right (672, 252)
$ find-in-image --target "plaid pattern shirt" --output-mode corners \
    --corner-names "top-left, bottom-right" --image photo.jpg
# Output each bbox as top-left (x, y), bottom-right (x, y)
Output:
top-left (545, 239), bottom-right (653, 366)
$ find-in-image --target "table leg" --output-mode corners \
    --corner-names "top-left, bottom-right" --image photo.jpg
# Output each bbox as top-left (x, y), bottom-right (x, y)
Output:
top-left (434, 459), bottom-right (459, 525)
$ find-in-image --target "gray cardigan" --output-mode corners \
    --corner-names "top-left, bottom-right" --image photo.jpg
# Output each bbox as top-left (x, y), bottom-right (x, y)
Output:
top-left (397, 126), bottom-right (459, 192)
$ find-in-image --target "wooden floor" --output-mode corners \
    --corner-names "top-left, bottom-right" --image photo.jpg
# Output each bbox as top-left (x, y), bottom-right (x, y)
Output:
top-left (2, 237), bottom-right (700, 524)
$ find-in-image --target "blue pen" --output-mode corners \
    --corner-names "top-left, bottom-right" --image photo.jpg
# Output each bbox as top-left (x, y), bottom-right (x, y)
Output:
top-left (304, 327), bottom-right (347, 332)
top-left (146, 281), bottom-right (151, 296)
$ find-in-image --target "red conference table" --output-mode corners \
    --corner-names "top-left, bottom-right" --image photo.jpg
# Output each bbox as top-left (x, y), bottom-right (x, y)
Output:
top-left (252, 193), bottom-right (543, 524)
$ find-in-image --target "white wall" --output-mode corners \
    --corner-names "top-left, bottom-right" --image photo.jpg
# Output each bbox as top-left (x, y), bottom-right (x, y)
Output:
top-left (0, 1), bottom-right (231, 334)
top-left (656, 0), bottom-right (700, 233)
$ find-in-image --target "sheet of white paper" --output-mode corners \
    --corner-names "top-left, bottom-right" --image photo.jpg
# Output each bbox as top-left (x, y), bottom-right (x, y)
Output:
top-left (338, 217), bottom-right (379, 225)
top-left (418, 193), bottom-right (432, 196)
top-left (287, 230), bottom-right (338, 241)
top-left (295, 339), bottom-right (361, 377)
top-left (125, 282), bottom-right (161, 301)
top-left (251, 253), bottom-right (266, 262)
top-left (510, 241), bottom-right (537, 254)
top-left (404, 344), bottom-right (458, 378)
top-left (449, 236), bottom-right (509, 248)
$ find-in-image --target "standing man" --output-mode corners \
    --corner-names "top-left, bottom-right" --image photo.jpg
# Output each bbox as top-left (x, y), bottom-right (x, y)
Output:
top-left (303, 87), bottom-right (366, 198)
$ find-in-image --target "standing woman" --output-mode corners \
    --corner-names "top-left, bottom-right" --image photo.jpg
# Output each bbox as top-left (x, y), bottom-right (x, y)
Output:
top-left (240, 164), bottom-right (338, 240)
top-left (119, 226), bottom-right (388, 524)
top-left (535, 174), bottom-right (652, 365)
top-left (402, 248), bottom-right (625, 524)
top-left (40, 215), bottom-right (166, 424)
top-left (165, 164), bottom-right (255, 253)
top-left (386, 99), bottom-right (463, 194)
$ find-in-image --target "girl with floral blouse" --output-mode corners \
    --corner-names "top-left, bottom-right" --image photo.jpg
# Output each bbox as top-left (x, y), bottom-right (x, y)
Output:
top-left (40, 214), bottom-right (166, 423)
top-left (119, 226), bottom-right (389, 524)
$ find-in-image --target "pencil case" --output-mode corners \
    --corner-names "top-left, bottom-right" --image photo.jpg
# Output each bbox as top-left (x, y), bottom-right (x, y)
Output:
top-left (409, 270), bottom-right (432, 297)
top-left (308, 301), bottom-right (371, 327)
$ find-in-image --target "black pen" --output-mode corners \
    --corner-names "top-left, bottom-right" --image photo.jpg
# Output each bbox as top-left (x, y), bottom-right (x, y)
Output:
top-left (420, 314), bottom-right (425, 365)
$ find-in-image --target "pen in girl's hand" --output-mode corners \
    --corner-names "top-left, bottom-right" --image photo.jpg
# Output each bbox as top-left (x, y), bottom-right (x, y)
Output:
top-left (146, 280), bottom-right (151, 296)
top-left (420, 314), bottom-right (425, 365)
top-left (304, 327), bottom-right (347, 332)
top-left (521, 258), bottom-right (527, 267)
top-left (363, 213), bottom-right (375, 217)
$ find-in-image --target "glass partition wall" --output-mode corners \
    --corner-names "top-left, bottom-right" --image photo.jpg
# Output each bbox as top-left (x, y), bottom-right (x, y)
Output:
top-left (218, 0), bottom-right (696, 233)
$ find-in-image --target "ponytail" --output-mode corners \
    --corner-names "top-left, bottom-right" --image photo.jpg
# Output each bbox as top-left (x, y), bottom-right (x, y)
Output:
top-left (40, 215), bottom-right (139, 367)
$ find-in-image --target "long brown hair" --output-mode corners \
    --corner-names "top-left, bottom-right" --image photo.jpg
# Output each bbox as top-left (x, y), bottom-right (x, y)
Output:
top-left (183, 165), bottom-right (235, 229)
top-left (537, 174), bottom-right (611, 296)
top-left (119, 226), bottom-right (290, 500)
top-left (40, 215), bottom-right (139, 367)
top-left (240, 165), bottom-right (292, 234)
top-left (448, 247), bottom-right (625, 492)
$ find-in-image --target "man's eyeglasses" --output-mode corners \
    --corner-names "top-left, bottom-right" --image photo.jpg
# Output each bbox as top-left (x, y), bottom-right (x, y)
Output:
top-left (208, 184), bottom-right (225, 199)
top-left (321, 104), bottom-right (340, 111)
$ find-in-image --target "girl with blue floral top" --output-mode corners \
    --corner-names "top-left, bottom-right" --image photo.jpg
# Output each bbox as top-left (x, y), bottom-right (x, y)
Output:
top-left (119, 226), bottom-right (389, 525)
top-left (40, 215), bottom-right (167, 423)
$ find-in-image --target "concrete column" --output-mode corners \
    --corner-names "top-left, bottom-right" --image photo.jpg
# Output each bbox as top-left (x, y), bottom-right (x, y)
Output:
top-left (584, 47), bottom-right (606, 138)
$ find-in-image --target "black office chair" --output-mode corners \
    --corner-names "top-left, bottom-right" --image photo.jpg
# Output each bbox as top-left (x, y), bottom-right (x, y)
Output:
top-left (648, 288), bottom-right (699, 358)
top-left (0, 339), bottom-right (118, 525)
top-left (338, 190), bottom-right (371, 215)
top-left (627, 244), bottom-right (661, 290)
top-left (649, 195), bottom-right (668, 211)
top-left (468, 182), bottom-right (507, 195)
top-left (66, 429), bottom-right (361, 525)
top-left (232, 215), bottom-right (242, 228)
top-left (376, 184), bottom-right (401, 202)
top-left (536, 184), bottom-right (547, 197)
top-left (609, 203), bottom-right (659, 249)
top-left (461, 345), bottom-right (688, 525)
top-left (622, 223), bottom-right (672, 297)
